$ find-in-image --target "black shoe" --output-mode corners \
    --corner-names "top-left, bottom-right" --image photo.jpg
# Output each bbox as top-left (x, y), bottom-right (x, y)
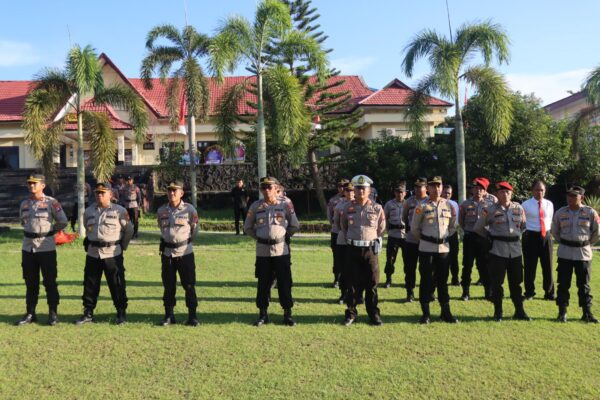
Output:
top-left (581, 308), bottom-right (599, 323)
top-left (161, 315), bottom-right (177, 326)
top-left (338, 295), bottom-right (345, 305)
top-left (384, 280), bottom-right (392, 289)
top-left (16, 313), bottom-right (37, 326)
top-left (475, 280), bottom-right (483, 286)
top-left (523, 295), bottom-right (534, 301)
top-left (406, 290), bottom-right (414, 302)
top-left (370, 315), bottom-right (383, 326)
top-left (557, 307), bottom-right (567, 323)
top-left (343, 317), bottom-right (355, 326)
top-left (283, 309), bottom-right (296, 326)
top-left (461, 292), bottom-right (470, 301)
top-left (116, 310), bottom-right (127, 325)
top-left (450, 279), bottom-right (460, 286)
top-left (493, 303), bottom-right (503, 322)
top-left (440, 304), bottom-right (458, 323)
top-left (186, 317), bottom-right (200, 326)
top-left (332, 280), bottom-right (339, 289)
top-left (544, 293), bottom-right (556, 301)
top-left (75, 310), bottom-right (94, 325)
top-left (419, 315), bottom-right (430, 324)
top-left (48, 310), bottom-right (58, 326)
top-left (513, 308), bottom-right (532, 321)
top-left (254, 310), bottom-right (269, 327)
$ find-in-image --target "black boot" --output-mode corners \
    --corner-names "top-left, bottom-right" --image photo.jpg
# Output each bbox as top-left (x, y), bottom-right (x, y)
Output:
top-left (557, 305), bottom-right (567, 323)
top-left (493, 302), bottom-right (503, 322)
top-left (406, 289), bottom-right (415, 303)
top-left (186, 308), bottom-right (199, 326)
top-left (513, 303), bottom-right (531, 321)
top-left (75, 309), bottom-right (94, 325)
top-left (161, 308), bottom-right (176, 326)
top-left (254, 308), bottom-right (269, 327)
top-left (440, 303), bottom-right (458, 323)
top-left (370, 314), bottom-right (383, 326)
top-left (283, 309), bottom-right (296, 326)
top-left (48, 307), bottom-right (58, 326)
top-left (461, 287), bottom-right (470, 301)
top-left (16, 310), bottom-right (37, 326)
top-left (116, 309), bottom-right (127, 325)
top-left (451, 277), bottom-right (460, 286)
top-left (581, 306), bottom-right (599, 323)
top-left (420, 303), bottom-right (431, 324)
top-left (332, 275), bottom-right (339, 289)
top-left (384, 274), bottom-right (392, 289)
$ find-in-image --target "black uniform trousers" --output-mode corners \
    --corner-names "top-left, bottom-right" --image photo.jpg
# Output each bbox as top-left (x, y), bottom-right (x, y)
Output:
top-left (522, 231), bottom-right (554, 297)
top-left (419, 252), bottom-right (450, 305)
top-left (126, 207), bottom-right (139, 236)
top-left (556, 258), bottom-right (592, 308)
top-left (402, 241), bottom-right (419, 290)
top-left (448, 232), bottom-right (459, 283)
top-left (487, 253), bottom-right (524, 305)
top-left (161, 252), bottom-right (198, 309)
top-left (255, 255), bottom-right (293, 310)
top-left (461, 232), bottom-right (489, 290)
top-left (384, 236), bottom-right (404, 277)
top-left (331, 232), bottom-right (342, 281)
top-left (82, 254), bottom-right (128, 311)
top-left (333, 242), bottom-right (348, 298)
top-left (344, 246), bottom-right (380, 319)
top-left (234, 206), bottom-right (248, 234)
top-left (21, 250), bottom-right (59, 312)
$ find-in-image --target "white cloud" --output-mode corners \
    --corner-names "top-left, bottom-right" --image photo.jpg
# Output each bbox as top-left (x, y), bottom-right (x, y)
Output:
top-left (0, 40), bottom-right (40, 67)
top-left (331, 56), bottom-right (376, 75)
top-left (505, 69), bottom-right (591, 106)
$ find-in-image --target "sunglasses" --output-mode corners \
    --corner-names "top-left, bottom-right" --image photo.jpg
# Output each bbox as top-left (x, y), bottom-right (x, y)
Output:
top-left (260, 184), bottom-right (274, 190)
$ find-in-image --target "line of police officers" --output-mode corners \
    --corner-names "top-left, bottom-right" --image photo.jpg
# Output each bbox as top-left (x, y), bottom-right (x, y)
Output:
top-left (15, 172), bottom-right (600, 326)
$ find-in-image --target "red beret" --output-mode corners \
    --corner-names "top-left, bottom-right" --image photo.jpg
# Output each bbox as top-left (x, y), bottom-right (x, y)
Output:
top-left (472, 177), bottom-right (489, 190)
top-left (496, 181), bottom-right (513, 191)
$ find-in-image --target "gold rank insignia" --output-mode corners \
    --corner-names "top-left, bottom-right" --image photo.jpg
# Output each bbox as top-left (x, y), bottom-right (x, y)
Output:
top-left (415, 207), bottom-right (422, 215)
top-left (276, 216), bottom-right (284, 223)
top-left (258, 218), bottom-right (264, 224)
top-left (358, 176), bottom-right (365, 184)
top-left (349, 220), bottom-right (354, 225)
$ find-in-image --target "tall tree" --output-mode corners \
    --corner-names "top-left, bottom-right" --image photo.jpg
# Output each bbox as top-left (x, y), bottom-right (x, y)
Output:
top-left (402, 21), bottom-right (513, 202)
top-left (23, 44), bottom-right (148, 236)
top-left (141, 24), bottom-right (211, 208)
top-left (568, 64), bottom-right (600, 161)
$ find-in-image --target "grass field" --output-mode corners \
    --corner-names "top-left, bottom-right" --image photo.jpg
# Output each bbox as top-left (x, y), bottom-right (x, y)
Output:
top-left (1, 228), bottom-right (599, 399)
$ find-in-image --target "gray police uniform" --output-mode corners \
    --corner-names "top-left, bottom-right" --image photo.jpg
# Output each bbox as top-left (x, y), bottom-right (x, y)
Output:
top-left (120, 183), bottom-right (141, 237)
top-left (82, 202), bottom-right (133, 312)
top-left (333, 197), bottom-right (350, 300)
top-left (402, 195), bottom-right (426, 295)
top-left (383, 199), bottom-right (405, 280)
top-left (552, 205), bottom-right (600, 310)
top-left (158, 201), bottom-right (199, 313)
top-left (20, 195), bottom-right (68, 314)
top-left (328, 193), bottom-right (344, 284)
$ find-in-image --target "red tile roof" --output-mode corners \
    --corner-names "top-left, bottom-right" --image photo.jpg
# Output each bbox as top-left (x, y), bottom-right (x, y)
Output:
top-left (358, 79), bottom-right (452, 107)
top-left (544, 90), bottom-right (587, 112)
top-left (0, 81), bottom-right (31, 121)
top-left (63, 99), bottom-right (133, 131)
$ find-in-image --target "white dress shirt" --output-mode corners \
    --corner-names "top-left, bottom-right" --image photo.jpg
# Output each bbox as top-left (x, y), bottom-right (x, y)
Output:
top-left (522, 197), bottom-right (554, 232)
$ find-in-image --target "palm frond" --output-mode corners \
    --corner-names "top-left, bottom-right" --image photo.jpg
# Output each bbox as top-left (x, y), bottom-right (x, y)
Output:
top-left (209, 17), bottom-right (252, 81)
top-left (462, 65), bottom-right (513, 144)
top-left (140, 46), bottom-right (184, 88)
top-left (214, 82), bottom-right (249, 158)
top-left (83, 111), bottom-right (116, 182)
top-left (567, 105), bottom-right (599, 160)
top-left (402, 29), bottom-right (446, 77)
top-left (165, 75), bottom-right (183, 132)
top-left (276, 30), bottom-right (330, 82)
top-left (66, 44), bottom-right (103, 96)
top-left (94, 84), bottom-right (149, 143)
top-left (403, 74), bottom-right (441, 143)
top-left (181, 59), bottom-right (210, 122)
top-left (146, 24), bottom-right (183, 50)
top-left (455, 20), bottom-right (510, 66)
top-left (584, 65), bottom-right (600, 106)
top-left (255, 0), bottom-right (292, 45)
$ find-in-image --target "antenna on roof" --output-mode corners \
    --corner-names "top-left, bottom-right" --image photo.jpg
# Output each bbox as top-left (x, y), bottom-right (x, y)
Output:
top-left (183, 0), bottom-right (189, 27)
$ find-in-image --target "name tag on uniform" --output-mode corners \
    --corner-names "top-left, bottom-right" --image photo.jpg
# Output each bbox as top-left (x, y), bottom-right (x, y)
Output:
top-left (175, 217), bottom-right (187, 225)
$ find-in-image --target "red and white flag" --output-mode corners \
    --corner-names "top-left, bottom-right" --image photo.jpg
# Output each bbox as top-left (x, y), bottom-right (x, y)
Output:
top-left (178, 89), bottom-right (187, 135)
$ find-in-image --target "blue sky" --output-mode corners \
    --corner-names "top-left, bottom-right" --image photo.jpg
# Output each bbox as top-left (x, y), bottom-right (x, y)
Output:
top-left (1, 0), bottom-right (599, 105)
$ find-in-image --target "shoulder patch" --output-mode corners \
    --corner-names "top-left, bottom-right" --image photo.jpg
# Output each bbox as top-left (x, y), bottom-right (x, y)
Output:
top-left (415, 206), bottom-right (422, 215)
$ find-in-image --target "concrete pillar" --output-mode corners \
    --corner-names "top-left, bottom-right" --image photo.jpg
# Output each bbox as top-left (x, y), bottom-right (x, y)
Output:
top-left (117, 135), bottom-right (125, 163)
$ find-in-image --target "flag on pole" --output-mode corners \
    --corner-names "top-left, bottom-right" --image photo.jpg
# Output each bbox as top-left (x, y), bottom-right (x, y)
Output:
top-left (178, 89), bottom-right (187, 135)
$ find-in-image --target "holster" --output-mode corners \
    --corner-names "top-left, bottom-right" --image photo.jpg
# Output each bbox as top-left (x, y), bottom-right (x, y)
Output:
top-left (83, 237), bottom-right (89, 252)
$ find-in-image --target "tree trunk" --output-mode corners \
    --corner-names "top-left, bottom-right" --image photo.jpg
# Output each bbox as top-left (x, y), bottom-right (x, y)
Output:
top-left (308, 149), bottom-right (327, 217)
top-left (76, 111), bottom-right (86, 237)
top-left (188, 114), bottom-right (197, 207)
top-left (256, 72), bottom-right (267, 193)
top-left (454, 97), bottom-right (467, 203)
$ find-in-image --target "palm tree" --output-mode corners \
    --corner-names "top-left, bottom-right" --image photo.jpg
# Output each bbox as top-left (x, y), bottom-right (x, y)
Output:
top-left (141, 24), bottom-right (211, 208)
top-left (569, 65), bottom-right (600, 161)
top-left (23, 44), bottom-right (149, 236)
top-left (402, 21), bottom-right (513, 202)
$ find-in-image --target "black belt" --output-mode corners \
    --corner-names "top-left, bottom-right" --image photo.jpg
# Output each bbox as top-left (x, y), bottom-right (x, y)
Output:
top-left (560, 238), bottom-right (590, 248)
top-left (421, 234), bottom-right (448, 244)
top-left (491, 235), bottom-right (519, 242)
top-left (88, 240), bottom-right (120, 248)
top-left (23, 230), bottom-right (55, 238)
top-left (388, 223), bottom-right (404, 230)
top-left (257, 237), bottom-right (285, 245)
top-left (162, 238), bottom-right (192, 248)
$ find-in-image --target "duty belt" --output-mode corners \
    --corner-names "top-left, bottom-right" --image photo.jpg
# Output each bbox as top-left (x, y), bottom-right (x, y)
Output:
top-left (388, 223), bottom-right (404, 230)
top-left (23, 230), bottom-right (55, 238)
top-left (346, 239), bottom-right (377, 247)
top-left (162, 238), bottom-right (192, 248)
top-left (257, 237), bottom-right (285, 245)
top-left (490, 235), bottom-right (520, 242)
top-left (88, 240), bottom-right (120, 248)
top-left (560, 238), bottom-right (590, 248)
top-left (420, 234), bottom-right (448, 245)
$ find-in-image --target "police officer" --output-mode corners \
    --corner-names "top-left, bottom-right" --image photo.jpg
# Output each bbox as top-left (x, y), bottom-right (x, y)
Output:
top-left (411, 176), bottom-right (458, 324)
top-left (244, 177), bottom-right (300, 326)
top-left (401, 177), bottom-right (428, 302)
top-left (332, 182), bottom-right (354, 303)
top-left (17, 174), bottom-right (68, 325)
top-left (231, 179), bottom-right (249, 235)
top-left (459, 177), bottom-right (496, 300)
top-left (157, 181), bottom-right (200, 326)
top-left (383, 183), bottom-right (407, 288)
top-left (76, 182), bottom-right (134, 325)
top-left (327, 179), bottom-right (349, 288)
top-left (339, 175), bottom-right (385, 326)
top-left (120, 175), bottom-right (141, 238)
top-left (552, 186), bottom-right (599, 323)
top-left (474, 181), bottom-right (530, 321)
top-left (442, 184), bottom-right (460, 286)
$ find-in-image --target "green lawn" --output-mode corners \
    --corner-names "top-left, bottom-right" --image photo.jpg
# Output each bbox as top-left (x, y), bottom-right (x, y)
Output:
top-left (0, 228), bottom-right (599, 399)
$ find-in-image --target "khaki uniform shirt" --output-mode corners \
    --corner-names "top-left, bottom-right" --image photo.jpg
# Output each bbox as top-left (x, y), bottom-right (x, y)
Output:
top-left (340, 199), bottom-right (385, 242)
top-left (244, 198), bottom-right (300, 257)
top-left (402, 195), bottom-right (427, 244)
top-left (327, 193), bottom-right (343, 230)
top-left (384, 199), bottom-right (405, 239)
top-left (459, 196), bottom-right (496, 232)
top-left (333, 198), bottom-right (351, 245)
top-left (551, 205), bottom-right (600, 261)
top-left (20, 195), bottom-right (68, 253)
top-left (84, 202), bottom-right (133, 259)
top-left (120, 184), bottom-right (141, 209)
top-left (410, 197), bottom-right (456, 253)
top-left (157, 201), bottom-right (199, 258)
top-left (474, 202), bottom-right (525, 258)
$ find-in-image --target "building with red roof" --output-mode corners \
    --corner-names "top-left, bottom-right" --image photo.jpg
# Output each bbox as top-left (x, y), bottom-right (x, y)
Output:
top-left (0, 54), bottom-right (450, 169)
